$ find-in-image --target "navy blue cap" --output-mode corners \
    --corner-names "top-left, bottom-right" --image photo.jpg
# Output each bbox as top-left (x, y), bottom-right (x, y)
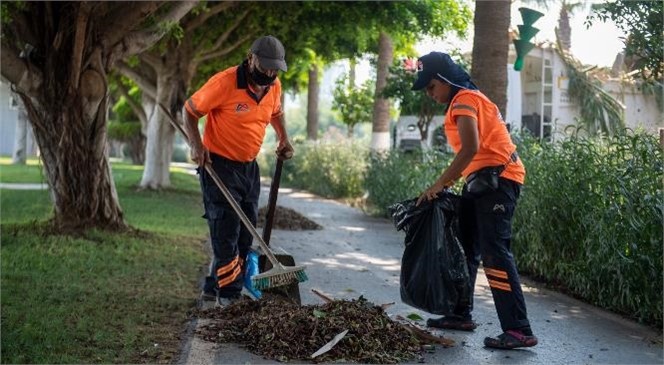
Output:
top-left (411, 52), bottom-right (477, 91)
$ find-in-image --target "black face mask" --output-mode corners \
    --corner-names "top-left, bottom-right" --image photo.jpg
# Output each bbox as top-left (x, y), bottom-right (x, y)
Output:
top-left (250, 67), bottom-right (277, 86)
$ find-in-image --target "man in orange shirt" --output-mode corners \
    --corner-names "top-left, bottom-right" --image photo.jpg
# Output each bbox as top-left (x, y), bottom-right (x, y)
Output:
top-left (413, 52), bottom-right (538, 349)
top-left (183, 35), bottom-right (294, 307)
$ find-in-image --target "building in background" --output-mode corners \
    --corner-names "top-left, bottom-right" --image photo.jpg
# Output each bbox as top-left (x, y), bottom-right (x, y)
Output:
top-left (505, 43), bottom-right (661, 142)
top-left (0, 78), bottom-right (38, 159)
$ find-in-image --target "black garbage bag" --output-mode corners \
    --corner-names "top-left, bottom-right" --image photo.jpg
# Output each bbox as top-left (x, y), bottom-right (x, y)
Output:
top-left (389, 192), bottom-right (471, 315)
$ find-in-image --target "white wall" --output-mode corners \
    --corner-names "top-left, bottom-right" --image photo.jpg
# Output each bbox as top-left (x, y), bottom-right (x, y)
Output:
top-left (603, 81), bottom-right (663, 133)
top-left (0, 79), bottom-right (37, 157)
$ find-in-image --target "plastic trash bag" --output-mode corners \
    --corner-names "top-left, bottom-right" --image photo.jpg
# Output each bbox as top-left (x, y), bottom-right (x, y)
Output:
top-left (244, 250), bottom-right (262, 299)
top-left (389, 192), bottom-right (471, 315)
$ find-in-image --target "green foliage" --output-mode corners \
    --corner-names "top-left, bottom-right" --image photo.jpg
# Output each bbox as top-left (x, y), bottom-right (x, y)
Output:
top-left (364, 149), bottom-right (454, 216)
top-left (158, 20), bottom-right (185, 43)
top-left (107, 121), bottom-right (142, 142)
top-left (280, 140), bottom-right (369, 199)
top-left (588, 0), bottom-right (663, 82)
top-left (513, 130), bottom-right (663, 326)
top-left (332, 74), bottom-right (375, 136)
top-left (0, 161), bottom-right (208, 363)
top-left (382, 60), bottom-right (439, 117)
top-left (0, 1), bottom-right (26, 24)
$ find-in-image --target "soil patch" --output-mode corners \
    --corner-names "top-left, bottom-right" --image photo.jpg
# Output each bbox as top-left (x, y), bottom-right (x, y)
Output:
top-left (196, 296), bottom-right (422, 363)
top-left (256, 205), bottom-right (322, 231)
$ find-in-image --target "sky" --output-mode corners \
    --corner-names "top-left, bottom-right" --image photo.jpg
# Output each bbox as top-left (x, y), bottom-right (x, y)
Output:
top-left (416, 0), bottom-right (625, 68)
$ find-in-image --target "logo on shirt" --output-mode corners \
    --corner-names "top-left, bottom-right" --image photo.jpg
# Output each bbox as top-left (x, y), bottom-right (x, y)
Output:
top-left (236, 103), bottom-right (250, 113)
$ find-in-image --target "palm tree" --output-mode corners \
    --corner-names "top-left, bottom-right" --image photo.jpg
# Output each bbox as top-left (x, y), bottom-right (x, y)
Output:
top-left (525, 0), bottom-right (585, 52)
top-left (471, 1), bottom-right (511, 118)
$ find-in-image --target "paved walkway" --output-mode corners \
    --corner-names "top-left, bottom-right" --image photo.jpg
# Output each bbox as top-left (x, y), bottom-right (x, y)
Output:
top-left (0, 183), bottom-right (48, 190)
top-left (179, 185), bottom-right (663, 365)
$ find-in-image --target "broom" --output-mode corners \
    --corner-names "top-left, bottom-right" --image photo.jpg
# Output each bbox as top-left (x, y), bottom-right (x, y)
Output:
top-left (158, 103), bottom-right (308, 290)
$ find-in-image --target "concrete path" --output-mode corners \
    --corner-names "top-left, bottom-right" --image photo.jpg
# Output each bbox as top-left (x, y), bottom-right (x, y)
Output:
top-left (0, 183), bottom-right (48, 190)
top-left (179, 185), bottom-right (663, 365)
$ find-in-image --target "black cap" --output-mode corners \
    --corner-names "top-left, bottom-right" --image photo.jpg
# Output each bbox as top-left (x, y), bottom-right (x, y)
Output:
top-left (411, 52), bottom-right (476, 91)
top-left (250, 35), bottom-right (287, 72)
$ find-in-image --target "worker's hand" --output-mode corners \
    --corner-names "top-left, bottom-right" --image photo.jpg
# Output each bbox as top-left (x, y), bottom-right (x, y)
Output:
top-left (416, 181), bottom-right (446, 206)
top-left (190, 142), bottom-right (210, 167)
top-left (276, 139), bottom-right (294, 160)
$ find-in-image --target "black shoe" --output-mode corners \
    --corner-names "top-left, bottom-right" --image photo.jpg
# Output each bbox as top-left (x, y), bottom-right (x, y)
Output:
top-left (427, 315), bottom-right (477, 331)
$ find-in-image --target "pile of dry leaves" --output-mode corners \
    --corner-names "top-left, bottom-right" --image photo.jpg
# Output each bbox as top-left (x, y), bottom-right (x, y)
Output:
top-left (197, 296), bottom-right (423, 363)
top-left (256, 206), bottom-right (322, 231)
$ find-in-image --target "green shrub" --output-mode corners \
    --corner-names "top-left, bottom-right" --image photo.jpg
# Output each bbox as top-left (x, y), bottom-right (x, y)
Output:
top-left (513, 130), bottom-right (663, 326)
top-left (281, 140), bottom-right (368, 199)
top-left (365, 149), bottom-right (454, 216)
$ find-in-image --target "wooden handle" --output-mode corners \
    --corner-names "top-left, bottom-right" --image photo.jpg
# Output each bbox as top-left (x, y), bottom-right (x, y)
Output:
top-left (262, 158), bottom-right (283, 246)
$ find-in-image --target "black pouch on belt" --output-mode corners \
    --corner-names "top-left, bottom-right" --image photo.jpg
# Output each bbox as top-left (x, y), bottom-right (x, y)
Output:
top-left (466, 151), bottom-right (518, 196)
top-left (466, 165), bottom-right (505, 196)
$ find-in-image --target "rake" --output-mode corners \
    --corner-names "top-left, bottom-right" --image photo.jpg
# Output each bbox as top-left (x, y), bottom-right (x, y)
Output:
top-left (158, 103), bottom-right (308, 290)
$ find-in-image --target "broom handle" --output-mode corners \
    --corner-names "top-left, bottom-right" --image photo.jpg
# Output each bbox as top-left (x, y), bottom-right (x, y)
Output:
top-left (158, 103), bottom-right (282, 267)
top-left (262, 158), bottom-right (283, 246)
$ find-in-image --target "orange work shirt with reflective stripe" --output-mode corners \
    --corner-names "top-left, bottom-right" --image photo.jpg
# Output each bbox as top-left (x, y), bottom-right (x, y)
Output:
top-left (185, 63), bottom-right (283, 162)
top-left (443, 89), bottom-right (525, 184)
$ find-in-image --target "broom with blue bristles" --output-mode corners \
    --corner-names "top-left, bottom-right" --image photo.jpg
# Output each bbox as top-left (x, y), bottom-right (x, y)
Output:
top-left (159, 103), bottom-right (308, 290)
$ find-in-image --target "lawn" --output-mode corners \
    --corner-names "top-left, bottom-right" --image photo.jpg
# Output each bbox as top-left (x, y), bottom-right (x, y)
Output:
top-left (1, 158), bottom-right (210, 363)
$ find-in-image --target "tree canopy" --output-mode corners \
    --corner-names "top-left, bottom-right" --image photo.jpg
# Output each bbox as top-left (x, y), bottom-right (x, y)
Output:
top-left (587, 0), bottom-right (663, 81)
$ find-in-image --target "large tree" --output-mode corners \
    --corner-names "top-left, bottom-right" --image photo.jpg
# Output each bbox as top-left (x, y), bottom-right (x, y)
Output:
top-left (0, 1), bottom-right (196, 231)
top-left (119, 2), bottom-right (319, 188)
top-left (471, 0), bottom-right (511, 119)
top-left (117, 2), bottom-right (257, 189)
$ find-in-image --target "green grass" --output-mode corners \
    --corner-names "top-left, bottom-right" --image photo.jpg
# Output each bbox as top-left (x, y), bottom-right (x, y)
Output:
top-left (1, 159), bottom-right (209, 363)
top-left (0, 157), bottom-right (48, 183)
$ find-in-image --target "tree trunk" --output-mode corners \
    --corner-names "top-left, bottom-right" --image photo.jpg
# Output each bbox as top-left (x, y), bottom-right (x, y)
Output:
top-left (557, 6), bottom-right (572, 51)
top-left (349, 57), bottom-right (357, 87)
top-left (306, 64), bottom-right (319, 140)
top-left (140, 72), bottom-right (176, 189)
top-left (471, 1), bottom-right (510, 118)
top-left (0, 1), bottom-right (196, 232)
top-left (347, 124), bottom-right (354, 138)
top-left (12, 100), bottom-right (28, 165)
top-left (370, 31), bottom-right (393, 152)
top-left (21, 68), bottom-right (125, 231)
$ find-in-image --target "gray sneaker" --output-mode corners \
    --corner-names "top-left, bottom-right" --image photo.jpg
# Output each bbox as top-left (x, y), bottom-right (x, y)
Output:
top-left (216, 294), bottom-right (241, 308)
top-left (201, 290), bottom-right (216, 302)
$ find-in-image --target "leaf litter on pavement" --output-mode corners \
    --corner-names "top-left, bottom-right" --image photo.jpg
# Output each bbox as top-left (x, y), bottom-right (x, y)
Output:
top-left (195, 295), bottom-right (440, 363)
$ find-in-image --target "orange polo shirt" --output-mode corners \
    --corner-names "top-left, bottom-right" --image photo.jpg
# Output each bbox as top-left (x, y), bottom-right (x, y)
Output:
top-left (443, 89), bottom-right (525, 184)
top-left (185, 61), bottom-right (283, 162)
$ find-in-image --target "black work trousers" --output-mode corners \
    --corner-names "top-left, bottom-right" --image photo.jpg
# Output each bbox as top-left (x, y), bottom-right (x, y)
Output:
top-left (199, 153), bottom-right (260, 298)
top-left (455, 177), bottom-right (531, 331)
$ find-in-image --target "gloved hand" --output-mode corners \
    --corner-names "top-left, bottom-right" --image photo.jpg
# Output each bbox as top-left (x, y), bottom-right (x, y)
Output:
top-left (243, 250), bottom-right (262, 299)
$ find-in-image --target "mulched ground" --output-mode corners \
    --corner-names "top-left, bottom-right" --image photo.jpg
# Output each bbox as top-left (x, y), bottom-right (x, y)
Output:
top-left (195, 295), bottom-right (423, 363)
top-left (256, 205), bottom-right (322, 231)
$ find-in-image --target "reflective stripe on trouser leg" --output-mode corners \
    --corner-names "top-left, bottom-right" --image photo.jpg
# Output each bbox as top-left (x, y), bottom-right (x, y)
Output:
top-left (208, 215), bottom-right (244, 295)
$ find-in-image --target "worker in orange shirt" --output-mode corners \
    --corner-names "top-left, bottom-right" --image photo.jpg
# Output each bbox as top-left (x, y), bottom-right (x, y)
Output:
top-left (413, 52), bottom-right (538, 349)
top-left (182, 35), bottom-right (294, 307)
